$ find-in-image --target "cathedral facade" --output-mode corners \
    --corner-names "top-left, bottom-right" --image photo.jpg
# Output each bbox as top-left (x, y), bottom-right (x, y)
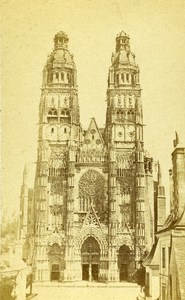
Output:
top-left (19, 31), bottom-right (165, 282)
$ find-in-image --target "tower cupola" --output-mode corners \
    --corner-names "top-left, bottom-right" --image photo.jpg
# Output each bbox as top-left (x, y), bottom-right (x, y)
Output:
top-left (116, 31), bottom-right (130, 53)
top-left (39, 31), bottom-right (80, 136)
top-left (42, 31), bottom-right (77, 88)
top-left (54, 31), bottom-right (69, 50)
top-left (107, 31), bottom-right (139, 88)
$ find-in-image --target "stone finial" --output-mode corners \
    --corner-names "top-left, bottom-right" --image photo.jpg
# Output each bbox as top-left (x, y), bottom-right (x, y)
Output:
top-left (116, 31), bottom-right (129, 38)
top-left (23, 163), bottom-right (29, 185)
top-left (158, 161), bottom-right (162, 185)
top-left (173, 131), bottom-right (179, 148)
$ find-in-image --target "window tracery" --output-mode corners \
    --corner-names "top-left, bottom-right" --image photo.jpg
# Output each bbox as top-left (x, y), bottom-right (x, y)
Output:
top-left (48, 243), bottom-right (63, 263)
top-left (116, 153), bottom-right (133, 169)
top-left (48, 108), bottom-right (57, 115)
top-left (79, 170), bottom-right (105, 197)
top-left (78, 149), bottom-right (105, 163)
top-left (116, 110), bottom-right (126, 121)
top-left (51, 181), bottom-right (63, 195)
top-left (60, 109), bottom-right (70, 116)
top-left (117, 176), bottom-right (131, 194)
top-left (50, 147), bottom-right (66, 163)
top-left (78, 170), bottom-right (107, 223)
top-left (50, 204), bottom-right (63, 215)
top-left (127, 110), bottom-right (135, 121)
top-left (48, 148), bottom-right (66, 182)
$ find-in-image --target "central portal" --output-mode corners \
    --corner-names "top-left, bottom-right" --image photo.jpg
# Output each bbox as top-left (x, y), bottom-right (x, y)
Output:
top-left (81, 237), bottom-right (100, 281)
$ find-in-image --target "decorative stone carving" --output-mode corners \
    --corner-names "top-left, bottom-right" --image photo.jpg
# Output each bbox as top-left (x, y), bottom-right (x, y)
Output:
top-left (102, 167), bottom-right (108, 173)
top-left (75, 226), bottom-right (108, 257)
top-left (78, 213), bottom-right (86, 224)
top-left (50, 204), bottom-right (63, 215)
top-left (116, 152), bottom-right (133, 169)
top-left (75, 167), bottom-right (81, 173)
top-left (83, 205), bottom-right (100, 227)
top-left (48, 234), bottom-right (64, 247)
top-left (84, 139), bottom-right (90, 144)
top-left (49, 146), bottom-right (66, 169)
top-left (47, 243), bottom-right (63, 263)
top-left (120, 203), bottom-right (131, 225)
top-left (79, 171), bottom-right (108, 224)
top-left (78, 148), bottom-right (105, 163)
top-left (117, 175), bottom-right (131, 194)
top-left (51, 181), bottom-right (63, 195)
top-left (50, 146), bottom-right (66, 160)
top-left (79, 170), bottom-right (105, 197)
top-left (116, 236), bottom-right (134, 251)
top-left (84, 213), bottom-right (98, 226)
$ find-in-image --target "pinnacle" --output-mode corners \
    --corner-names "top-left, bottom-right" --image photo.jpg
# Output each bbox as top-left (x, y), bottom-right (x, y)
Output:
top-left (117, 31), bottom-right (129, 38)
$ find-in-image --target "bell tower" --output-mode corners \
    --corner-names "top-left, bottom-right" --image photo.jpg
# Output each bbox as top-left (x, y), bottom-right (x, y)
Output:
top-left (106, 31), bottom-right (142, 144)
top-left (34, 31), bottom-right (80, 281)
top-left (106, 31), bottom-right (145, 280)
top-left (40, 31), bottom-right (80, 142)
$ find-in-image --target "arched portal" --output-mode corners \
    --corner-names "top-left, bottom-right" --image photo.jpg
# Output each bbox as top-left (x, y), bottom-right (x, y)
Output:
top-left (81, 236), bottom-right (100, 281)
top-left (48, 243), bottom-right (64, 281)
top-left (118, 244), bottom-right (131, 281)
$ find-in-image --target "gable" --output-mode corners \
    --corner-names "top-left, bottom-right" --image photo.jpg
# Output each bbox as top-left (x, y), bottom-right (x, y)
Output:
top-left (83, 118), bottom-right (104, 147)
top-left (83, 204), bottom-right (102, 228)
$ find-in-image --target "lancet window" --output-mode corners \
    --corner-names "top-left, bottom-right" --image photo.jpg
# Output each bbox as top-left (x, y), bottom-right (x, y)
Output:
top-left (55, 72), bottom-right (59, 82)
top-left (47, 108), bottom-right (58, 123)
top-left (131, 74), bottom-right (135, 86)
top-left (127, 110), bottom-right (135, 121)
top-left (121, 73), bottom-right (124, 83)
top-left (48, 108), bottom-right (57, 115)
top-left (116, 110), bottom-right (125, 121)
top-left (60, 109), bottom-right (71, 123)
top-left (126, 73), bottom-right (129, 82)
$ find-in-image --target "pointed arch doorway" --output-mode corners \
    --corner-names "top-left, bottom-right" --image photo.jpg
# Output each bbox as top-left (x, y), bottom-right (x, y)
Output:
top-left (81, 236), bottom-right (100, 281)
top-left (118, 245), bottom-right (131, 281)
top-left (48, 243), bottom-right (64, 281)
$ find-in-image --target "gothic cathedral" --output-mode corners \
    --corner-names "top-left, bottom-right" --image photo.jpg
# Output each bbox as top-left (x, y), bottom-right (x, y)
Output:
top-left (19, 31), bottom-right (166, 282)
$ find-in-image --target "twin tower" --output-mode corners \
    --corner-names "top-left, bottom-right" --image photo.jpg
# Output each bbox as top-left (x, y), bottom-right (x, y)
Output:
top-left (21, 31), bottom-right (166, 282)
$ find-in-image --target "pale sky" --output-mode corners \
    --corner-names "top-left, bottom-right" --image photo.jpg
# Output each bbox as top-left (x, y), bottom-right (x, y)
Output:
top-left (1, 0), bottom-right (185, 214)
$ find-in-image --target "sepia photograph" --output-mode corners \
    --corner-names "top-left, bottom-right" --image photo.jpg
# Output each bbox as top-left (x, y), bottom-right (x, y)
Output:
top-left (1, 1), bottom-right (185, 299)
